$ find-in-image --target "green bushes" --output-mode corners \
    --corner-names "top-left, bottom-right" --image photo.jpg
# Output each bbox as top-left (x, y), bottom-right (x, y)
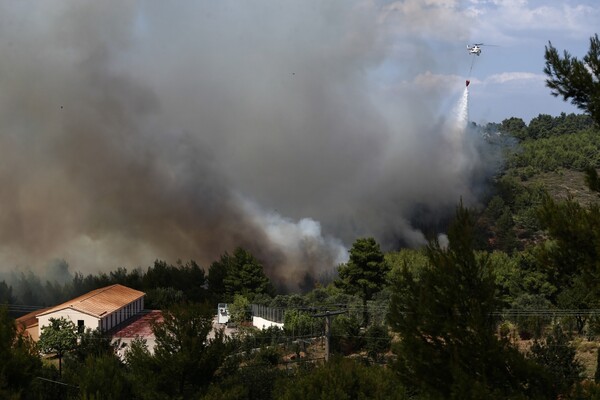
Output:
top-left (507, 128), bottom-right (600, 174)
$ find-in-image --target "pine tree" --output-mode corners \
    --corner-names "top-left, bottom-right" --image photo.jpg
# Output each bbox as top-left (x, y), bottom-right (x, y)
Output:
top-left (208, 248), bottom-right (275, 302)
top-left (127, 302), bottom-right (230, 398)
top-left (336, 237), bottom-right (389, 326)
top-left (537, 195), bottom-right (600, 302)
top-left (544, 34), bottom-right (600, 125)
top-left (388, 203), bottom-right (550, 399)
top-left (529, 325), bottom-right (583, 397)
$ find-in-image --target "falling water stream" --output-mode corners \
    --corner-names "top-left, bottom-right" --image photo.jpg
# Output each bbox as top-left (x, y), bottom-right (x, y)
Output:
top-left (457, 86), bottom-right (469, 129)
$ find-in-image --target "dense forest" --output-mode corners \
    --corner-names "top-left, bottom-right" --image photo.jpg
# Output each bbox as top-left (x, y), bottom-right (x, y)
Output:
top-left (3, 37), bottom-right (600, 400)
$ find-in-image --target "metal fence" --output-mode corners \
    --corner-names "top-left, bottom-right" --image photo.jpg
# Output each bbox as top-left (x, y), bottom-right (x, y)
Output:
top-left (251, 304), bottom-right (285, 323)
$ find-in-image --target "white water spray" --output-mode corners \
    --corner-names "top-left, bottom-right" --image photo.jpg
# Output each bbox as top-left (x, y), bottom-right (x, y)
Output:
top-left (456, 86), bottom-right (469, 129)
top-left (448, 86), bottom-right (469, 140)
top-left (442, 86), bottom-right (470, 174)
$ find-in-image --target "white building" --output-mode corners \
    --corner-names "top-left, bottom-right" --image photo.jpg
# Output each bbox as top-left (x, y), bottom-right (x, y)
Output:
top-left (36, 284), bottom-right (145, 336)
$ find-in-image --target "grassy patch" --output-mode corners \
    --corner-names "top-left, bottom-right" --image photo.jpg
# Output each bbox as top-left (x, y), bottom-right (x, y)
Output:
top-left (523, 169), bottom-right (600, 206)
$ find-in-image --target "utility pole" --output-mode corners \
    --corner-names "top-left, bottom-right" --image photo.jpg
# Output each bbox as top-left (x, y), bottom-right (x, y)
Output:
top-left (311, 310), bottom-right (346, 362)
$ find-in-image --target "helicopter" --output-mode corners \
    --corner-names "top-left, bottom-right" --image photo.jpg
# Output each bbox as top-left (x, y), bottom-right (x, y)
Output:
top-left (467, 43), bottom-right (483, 56)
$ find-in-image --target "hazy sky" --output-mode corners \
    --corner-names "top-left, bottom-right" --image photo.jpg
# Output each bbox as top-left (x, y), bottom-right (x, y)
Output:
top-left (411, 0), bottom-right (600, 124)
top-left (0, 0), bottom-right (597, 287)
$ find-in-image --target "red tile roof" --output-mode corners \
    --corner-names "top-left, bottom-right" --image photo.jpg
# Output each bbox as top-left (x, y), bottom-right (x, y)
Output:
top-left (36, 284), bottom-right (144, 319)
top-left (16, 307), bottom-right (51, 331)
top-left (111, 310), bottom-right (162, 338)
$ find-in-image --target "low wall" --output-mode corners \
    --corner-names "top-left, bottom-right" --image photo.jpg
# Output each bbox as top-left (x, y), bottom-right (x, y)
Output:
top-left (252, 316), bottom-right (284, 330)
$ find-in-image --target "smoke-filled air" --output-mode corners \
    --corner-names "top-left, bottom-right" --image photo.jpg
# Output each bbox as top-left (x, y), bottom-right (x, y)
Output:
top-left (0, 1), bottom-right (494, 290)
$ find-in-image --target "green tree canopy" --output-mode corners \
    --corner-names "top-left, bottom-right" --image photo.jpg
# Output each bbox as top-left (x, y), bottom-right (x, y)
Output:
top-left (501, 117), bottom-right (527, 140)
top-left (145, 287), bottom-right (185, 309)
top-left (388, 203), bottom-right (550, 399)
top-left (529, 325), bottom-right (583, 397)
top-left (143, 259), bottom-right (208, 303)
top-left (283, 309), bottom-right (321, 338)
top-left (275, 357), bottom-right (407, 400)
top-left (544, 33), bottom-right (600, 125)
top-left (77, 353), bottom-right (132, 400)
top-left (228, 294), bottom-right (251, 327)
top-left (0, 307), bottom-right (42, 398)
top-left (38, 317), bottom-right (78, 378)
top-left (69, 327), bottom-right (115, 365)
top-left (537, 195), bottom-right (600, 296)
top-left (335, 237), bottom-right (389, 326)
top-left (127, 302), bottom-right (230, 398)
top-left (60, 327), bottom-right (131, 399)
top-left (208, 248), bottom-right (275, 302)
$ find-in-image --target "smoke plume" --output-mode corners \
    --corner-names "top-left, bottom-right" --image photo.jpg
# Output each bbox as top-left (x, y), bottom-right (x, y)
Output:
top-left (0, 1), bottom-right (490, 290)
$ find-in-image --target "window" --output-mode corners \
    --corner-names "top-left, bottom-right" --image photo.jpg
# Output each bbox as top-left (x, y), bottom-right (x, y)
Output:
top-left (77, 320), bottom-right (84, 334)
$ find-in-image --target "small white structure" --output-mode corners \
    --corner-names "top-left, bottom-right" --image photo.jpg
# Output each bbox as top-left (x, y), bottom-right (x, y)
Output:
top-left (36, 284), bottom-right (145, 336)
top-left (217, 303), bottom-right (229, 324)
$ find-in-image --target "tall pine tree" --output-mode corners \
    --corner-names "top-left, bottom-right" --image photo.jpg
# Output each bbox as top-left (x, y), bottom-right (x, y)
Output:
top-left (388, 203), bottom-right (550, 399)
top-left (336, 237), bottom-right (389, 326)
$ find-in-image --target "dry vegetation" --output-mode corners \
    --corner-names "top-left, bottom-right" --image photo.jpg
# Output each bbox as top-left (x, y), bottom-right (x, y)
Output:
top-left (525, 169), bottom-right (600, 206)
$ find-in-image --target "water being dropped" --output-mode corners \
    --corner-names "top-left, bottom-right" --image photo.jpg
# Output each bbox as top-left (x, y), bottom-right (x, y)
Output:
top-left (456, 86), bottom-right (469, 129)
top-left (442, 86), bottom-right (470, 174)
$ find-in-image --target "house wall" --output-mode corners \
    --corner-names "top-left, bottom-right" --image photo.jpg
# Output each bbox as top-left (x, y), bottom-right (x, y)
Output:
top-left (38, 309), bottom-right (100, 337)
top-left (26, 324), bottom-right (40, 342)
top-left (100, 297), bottom-right (144, 331)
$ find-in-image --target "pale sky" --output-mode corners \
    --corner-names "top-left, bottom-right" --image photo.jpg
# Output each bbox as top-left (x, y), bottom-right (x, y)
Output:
top-left (382, 0), bottom-right (600, 124)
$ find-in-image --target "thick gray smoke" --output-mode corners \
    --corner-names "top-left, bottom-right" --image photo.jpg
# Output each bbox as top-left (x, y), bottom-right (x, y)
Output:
top-left (0, 1), bottom-right (485, 289)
